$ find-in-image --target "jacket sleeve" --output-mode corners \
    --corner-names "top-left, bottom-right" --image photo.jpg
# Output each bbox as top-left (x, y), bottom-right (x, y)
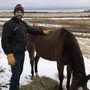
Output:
top-left (28, 26), bottom-right (44, 35)
top-left (25, 22), bottom-right (44, 35)
top-left (1, 22), bottom-right (13, 55)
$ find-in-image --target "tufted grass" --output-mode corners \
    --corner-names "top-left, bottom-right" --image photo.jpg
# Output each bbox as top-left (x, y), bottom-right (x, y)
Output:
top-left (21, 76), bottom-right (59, 90)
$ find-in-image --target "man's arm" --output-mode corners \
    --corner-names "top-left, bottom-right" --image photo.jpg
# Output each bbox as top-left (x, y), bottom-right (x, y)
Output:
top-left (1, 22), bottom-right (13, 55)
top-left (25, 22), bottom-right (53, 35)
top-left (28, 25), bottom-right (44, 35)
top-left (2, 22), bottom-right (16, 66)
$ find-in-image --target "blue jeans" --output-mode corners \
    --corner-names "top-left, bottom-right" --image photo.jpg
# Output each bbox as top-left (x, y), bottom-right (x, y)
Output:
top-left (9, 52), bottom-right (25, 90)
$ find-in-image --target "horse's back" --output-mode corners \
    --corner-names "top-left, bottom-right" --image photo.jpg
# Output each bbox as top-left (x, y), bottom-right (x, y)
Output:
top-left (27, 27), bottom-right (75, 60)
top-left (27, 27), bottom-right (85, 74)
top-left (27, 27), bottom-right (63, 60)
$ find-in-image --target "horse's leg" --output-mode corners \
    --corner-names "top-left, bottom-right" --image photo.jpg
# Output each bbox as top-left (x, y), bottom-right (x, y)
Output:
top-left (66, 65), bottom-right (72, 90)
top-left (29, 51), bottom-right (35, 79)
top-left (35, 54), bottom-right (40, 77)
top-left (57, 61), bottom-right (64, 90)
top-left (30, 59), bottom-right (34, 79)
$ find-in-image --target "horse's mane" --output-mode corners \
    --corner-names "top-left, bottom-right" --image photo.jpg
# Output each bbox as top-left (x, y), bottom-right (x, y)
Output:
top-left (59, 28), bottom-right (86, 76)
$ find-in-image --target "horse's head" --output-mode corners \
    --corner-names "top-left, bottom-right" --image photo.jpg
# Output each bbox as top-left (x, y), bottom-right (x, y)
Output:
top-left (71, 74), bottom-right (90, 90)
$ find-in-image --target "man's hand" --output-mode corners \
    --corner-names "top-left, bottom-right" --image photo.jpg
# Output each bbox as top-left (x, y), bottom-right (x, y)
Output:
top-left (7, 53), bottom-right (16, 66)
top-left (43, 30), bottom-right (54, 34)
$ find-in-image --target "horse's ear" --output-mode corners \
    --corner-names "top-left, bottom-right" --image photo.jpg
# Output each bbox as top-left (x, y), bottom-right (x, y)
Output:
top-left (81, 74), bottom-right (90, 86)
top-left (78, 74), bottom-right (90, 86)
top-left (85, 74), bottom-right (90, 82)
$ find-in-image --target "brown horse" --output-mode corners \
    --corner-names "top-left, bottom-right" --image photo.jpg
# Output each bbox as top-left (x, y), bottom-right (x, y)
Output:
top-left (27, 26), bottom-right (90, 90)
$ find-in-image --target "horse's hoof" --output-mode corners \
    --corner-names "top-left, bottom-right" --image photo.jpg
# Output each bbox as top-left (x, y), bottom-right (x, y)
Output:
top-left (36, 72), bottom-right (39, 77)
top-left (36, 74), bottom-right (40, 78)
top-left (31, 76), bottom-right (35, 80)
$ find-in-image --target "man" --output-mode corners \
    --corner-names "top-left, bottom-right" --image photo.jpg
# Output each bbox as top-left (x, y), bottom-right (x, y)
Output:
top-left (1, 4), bottom-right (53, 90)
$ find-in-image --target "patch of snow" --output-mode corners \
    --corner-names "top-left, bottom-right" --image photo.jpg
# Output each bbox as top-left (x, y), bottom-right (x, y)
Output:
top-left (0, 38), bottom-right (90, 90)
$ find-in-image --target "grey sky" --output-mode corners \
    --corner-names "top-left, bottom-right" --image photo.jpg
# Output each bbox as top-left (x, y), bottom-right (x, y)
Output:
top-left (0, 0), bottom-right (90, 10)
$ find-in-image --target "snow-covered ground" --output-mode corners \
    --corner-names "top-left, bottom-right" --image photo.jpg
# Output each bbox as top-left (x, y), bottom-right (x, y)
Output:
top-left (0, 38), bottom-right (90, 90)
top-left (0, 17), bottom-right (90, 29)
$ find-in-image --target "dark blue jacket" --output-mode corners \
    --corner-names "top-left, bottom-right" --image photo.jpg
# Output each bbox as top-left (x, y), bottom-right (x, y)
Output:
top-left (1, 17), bottom-right (44, 54)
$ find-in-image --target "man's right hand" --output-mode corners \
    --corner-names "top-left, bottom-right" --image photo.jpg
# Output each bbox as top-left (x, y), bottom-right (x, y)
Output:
top-left (7, 53), bottom-right (16, 66)
top-left (43, 30), bottom-right (54, 34)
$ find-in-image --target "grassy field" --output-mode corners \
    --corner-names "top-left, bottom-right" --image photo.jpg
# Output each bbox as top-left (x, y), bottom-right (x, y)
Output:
top-left (0, 11), bottom-right (90, 90)
top-left (21, 76), bottom-right (59, 90)
top-left (25, 18), bottom-right (90, 33)
top-left (0, 12), bottom-right (90, 57)
top-left (0, 12), bottom-right (90, 34)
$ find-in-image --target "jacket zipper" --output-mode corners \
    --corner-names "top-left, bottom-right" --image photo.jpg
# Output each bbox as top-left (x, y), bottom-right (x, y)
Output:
top-left (19, 22), bottom-right (26, 37)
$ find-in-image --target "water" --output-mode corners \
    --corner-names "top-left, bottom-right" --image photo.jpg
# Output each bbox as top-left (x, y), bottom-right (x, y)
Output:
top-left (0, 8), bottom-right (88, 12)
top-left (25, 8), bottom-right (85, 12)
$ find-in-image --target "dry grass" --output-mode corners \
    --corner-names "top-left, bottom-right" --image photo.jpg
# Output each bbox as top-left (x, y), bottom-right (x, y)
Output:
top-left (0, 12), bottom-right (89, 18)
top-left (21, 76), bottom-right (58, 90)
top-left (77, 38), bottom-right (90, 58)
top-left (0, 12), bottom-right (90, 58)
top-left (25, 18), bottom-right (90, 33)
top-left (0, 12), bottom-right (90, 33)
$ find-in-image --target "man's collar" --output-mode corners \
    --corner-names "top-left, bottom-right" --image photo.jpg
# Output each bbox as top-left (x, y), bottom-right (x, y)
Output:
top-left (12, 16), bottom-right (22, 22)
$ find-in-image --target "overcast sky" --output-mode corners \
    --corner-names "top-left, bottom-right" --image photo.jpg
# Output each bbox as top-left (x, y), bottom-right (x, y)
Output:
top-left (0, 0), bottom-right (90, 10)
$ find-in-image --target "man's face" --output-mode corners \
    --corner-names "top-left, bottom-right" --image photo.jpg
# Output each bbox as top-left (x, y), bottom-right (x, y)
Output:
top-left (14, 11), bottom-right (24, 19)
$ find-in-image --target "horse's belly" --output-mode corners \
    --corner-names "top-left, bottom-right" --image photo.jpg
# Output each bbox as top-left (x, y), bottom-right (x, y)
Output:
top-left (34, 40), bottom-right (56, 61)
top-left (36, 49), bottom-right (55, 61)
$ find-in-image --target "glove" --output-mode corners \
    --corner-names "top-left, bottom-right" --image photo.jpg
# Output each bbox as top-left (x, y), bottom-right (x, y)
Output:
top-left (7, 53), bottom-right (16, 66)
top-left (43, 30), bottom-right (54, 34)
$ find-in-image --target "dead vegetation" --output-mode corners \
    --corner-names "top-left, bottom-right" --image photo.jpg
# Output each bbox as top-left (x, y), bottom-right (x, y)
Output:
top-left (0, 12), bottom-right (90, 90)
top-left (77, 38), bottom-right (90, 58)
top-left (21, 76), bottom-right (59, 90)
top-left (24, 18), bottom-right (90, 33)
top-left (0, 12), bottom-right (90, 58)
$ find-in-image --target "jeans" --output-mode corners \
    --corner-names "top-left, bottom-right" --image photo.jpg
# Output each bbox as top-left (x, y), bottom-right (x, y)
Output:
top-left (9, 52), bottom-right (25, 90)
